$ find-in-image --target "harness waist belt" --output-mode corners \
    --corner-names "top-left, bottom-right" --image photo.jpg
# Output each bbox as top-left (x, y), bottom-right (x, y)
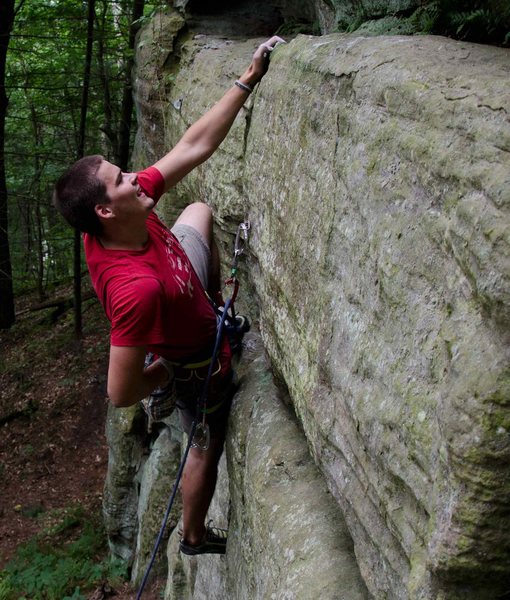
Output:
top-left (168, 356), bottom-right (213, 370)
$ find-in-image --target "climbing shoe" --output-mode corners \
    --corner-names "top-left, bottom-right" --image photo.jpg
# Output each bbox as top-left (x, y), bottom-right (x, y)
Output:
top-left (179, 523), bottom-right (228, 556)
top-left (218, 307), bottom-right (250, 355)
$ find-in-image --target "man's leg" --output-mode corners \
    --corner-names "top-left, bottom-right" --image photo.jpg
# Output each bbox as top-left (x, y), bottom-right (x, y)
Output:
top-left (173, 202), bottom-right (221, 299)
top-left (175, 373), bottom-right (234, 553)
top-left (172, 203), bottom-right (233, 550)
top-left (180, 434), bottom-right (225, 545)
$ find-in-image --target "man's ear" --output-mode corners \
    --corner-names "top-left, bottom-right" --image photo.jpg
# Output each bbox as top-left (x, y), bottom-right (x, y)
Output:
top-left (95, 204), bottom-right (114, 219)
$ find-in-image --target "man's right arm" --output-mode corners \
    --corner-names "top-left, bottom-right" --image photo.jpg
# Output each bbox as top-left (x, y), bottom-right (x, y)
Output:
top-left (152, 36), bottom-right (285, 193)
top-left (106, 278), bottom-right (170, 407)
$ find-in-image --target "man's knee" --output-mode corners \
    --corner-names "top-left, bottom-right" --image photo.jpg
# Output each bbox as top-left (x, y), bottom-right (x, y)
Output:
top-left (184, 202), bottom-right (212, 219)
top-left (175, 202), bottom-right (213, 245)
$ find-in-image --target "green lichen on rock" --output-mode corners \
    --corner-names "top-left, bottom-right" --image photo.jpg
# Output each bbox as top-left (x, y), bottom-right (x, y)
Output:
top-left (354, 16), bottom-right (421, 36)
top-left (132, 8), bottom-right (187, 170)
top-left (243, 33), bottom-right (510, 599)
top-left (103, 403), bottom-right (146, 562)
top-left (225, 332), bottom-right (370, 599)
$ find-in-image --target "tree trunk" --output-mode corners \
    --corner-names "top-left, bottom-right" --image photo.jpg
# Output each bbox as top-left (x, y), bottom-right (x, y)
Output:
top-left (96, 0), bottom-right (118, 162)
top-left (0, 0), bottom-right (16, 329)
top-left (28, 101), bottom-right (46, 301)
top-left (117, 0), bottom-right (144, 171)
top-left (74, 0), bottom-right (96, 339)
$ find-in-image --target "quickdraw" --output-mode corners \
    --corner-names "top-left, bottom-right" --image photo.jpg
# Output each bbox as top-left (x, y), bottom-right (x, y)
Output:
top-left (224, 220), bottom-right (250, 305)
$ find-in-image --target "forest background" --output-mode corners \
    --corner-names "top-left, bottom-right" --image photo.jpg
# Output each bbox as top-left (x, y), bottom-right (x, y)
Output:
top-left (0, 1), bottom-right (167, 598)
top-left (0, 0), bottom-right (158, 335)
top-left (0, 1), bottom-right (508, 599)
top-left (1, 0), bottom-right (509, 334)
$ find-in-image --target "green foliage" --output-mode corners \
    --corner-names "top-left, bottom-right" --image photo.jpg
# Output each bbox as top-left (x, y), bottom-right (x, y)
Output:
top-left (334, 0), bottom-right (509, 46)
top-left (6, 0), bottom-right (88, 296)
top-left (449, 8), bottom-right (508, 42)
top-left (410, 4), bottom-right (441, 34)
top-left (5, 0), bottom-right (163, 299)
top-left (276, 18), bottom-right (321, 36)
top-left (418, 0), bottom-right (509, 44)
top-left (0, 506), bottom-right (128, 600)
top-left (344, 11), bottom-right (367, 34)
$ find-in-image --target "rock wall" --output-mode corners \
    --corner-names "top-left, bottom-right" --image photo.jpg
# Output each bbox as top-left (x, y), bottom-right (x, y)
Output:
top-left (243, 35), bottom-right (510, 600)
top-left (245, 35), bottom-right (510, 600)
top-left (122, 10), bottom-right (510, 600)
top-left (163, 332), bottom-right (369, 600)
top-left (103, 405), bottom-right (183, 582)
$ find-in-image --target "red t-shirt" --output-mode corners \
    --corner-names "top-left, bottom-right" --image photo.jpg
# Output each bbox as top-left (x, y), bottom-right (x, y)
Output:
top-left (84, 166), bottom-right (229, 366)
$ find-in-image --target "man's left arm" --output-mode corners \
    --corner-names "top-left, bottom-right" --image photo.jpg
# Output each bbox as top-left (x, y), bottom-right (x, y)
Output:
top-left (107, 345), bottom-right (170, 407)
top-left (152, 36), bottom-right (285, 192)
top-left (106, 278), bottom-right (171, 407)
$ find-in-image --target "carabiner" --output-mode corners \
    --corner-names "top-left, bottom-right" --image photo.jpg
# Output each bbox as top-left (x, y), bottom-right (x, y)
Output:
top-left (234, 221), bottom-right (250, 258)
top-left (192, 421), bottom-right (210, 451)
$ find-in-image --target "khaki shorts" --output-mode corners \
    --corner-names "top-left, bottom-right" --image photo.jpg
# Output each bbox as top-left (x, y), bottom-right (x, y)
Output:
top-left (171, 223), bottom-right (210, 290)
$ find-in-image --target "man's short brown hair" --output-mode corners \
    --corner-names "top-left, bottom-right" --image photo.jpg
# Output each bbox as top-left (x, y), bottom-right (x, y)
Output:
top-left (53, 155), bottom-right (109, 235)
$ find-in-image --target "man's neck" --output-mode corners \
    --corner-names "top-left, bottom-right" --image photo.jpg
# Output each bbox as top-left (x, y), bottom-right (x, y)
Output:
top-left (99, 223), bottom-right (149, 250)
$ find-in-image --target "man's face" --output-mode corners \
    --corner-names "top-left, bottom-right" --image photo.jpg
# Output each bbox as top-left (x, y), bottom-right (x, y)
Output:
top-left (96, 160), bottom-right (154, 221)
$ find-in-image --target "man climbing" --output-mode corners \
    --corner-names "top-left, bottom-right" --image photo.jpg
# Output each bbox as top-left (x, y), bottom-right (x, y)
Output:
top-left (53, 35), bottom-right (284, 556)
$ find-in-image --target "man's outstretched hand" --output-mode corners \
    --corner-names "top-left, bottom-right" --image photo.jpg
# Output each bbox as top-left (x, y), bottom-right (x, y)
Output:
top-left (152, 35), bottom-right (287, 191)
top-left (239, 35), bottom-right (286, 88)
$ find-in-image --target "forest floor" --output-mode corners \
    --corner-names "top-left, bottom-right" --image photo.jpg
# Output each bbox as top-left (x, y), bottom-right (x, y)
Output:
top-left (0, 286), bottom-right (163, 599)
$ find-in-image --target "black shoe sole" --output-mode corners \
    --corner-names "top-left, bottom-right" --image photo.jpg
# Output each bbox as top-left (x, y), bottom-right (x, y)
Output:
top-left (179, 542), bottom-right (226, 556)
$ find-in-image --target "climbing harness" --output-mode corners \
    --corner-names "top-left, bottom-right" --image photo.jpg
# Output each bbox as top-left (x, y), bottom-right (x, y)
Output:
top-left (141, 351), bottom-right (218, 433)
top-left (136, 221), bottom-right (250, 600)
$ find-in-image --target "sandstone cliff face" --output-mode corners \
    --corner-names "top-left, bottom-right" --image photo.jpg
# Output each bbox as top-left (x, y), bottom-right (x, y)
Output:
top-left (243, 35), bottom-right (510, 599)
top-left (109, 10), bottom-right (510, 599)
